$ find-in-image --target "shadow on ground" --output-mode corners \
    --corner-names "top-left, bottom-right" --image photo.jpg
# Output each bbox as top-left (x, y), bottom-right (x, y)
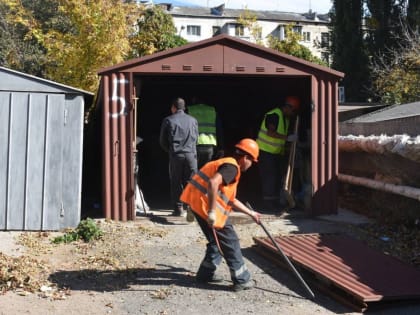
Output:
top-left (49, 264), bottom-right (231, 293)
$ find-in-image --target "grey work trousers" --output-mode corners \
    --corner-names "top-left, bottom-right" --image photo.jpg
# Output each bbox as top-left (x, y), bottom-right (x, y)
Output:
top-left (194, 212), bottom-right (251, 285)
top-left (169, 152), bottom-right (197, 210)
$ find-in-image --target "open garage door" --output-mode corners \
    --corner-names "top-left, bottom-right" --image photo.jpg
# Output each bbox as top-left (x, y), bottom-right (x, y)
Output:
top-left (134, 75), bottom-right (312, 210)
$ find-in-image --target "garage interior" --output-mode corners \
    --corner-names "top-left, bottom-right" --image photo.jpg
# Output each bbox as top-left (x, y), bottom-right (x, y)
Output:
top-left (134, 74), bottom-right (312, 211)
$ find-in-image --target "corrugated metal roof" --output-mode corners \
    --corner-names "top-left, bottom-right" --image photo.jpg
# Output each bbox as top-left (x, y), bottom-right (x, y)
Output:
top-left (0, 66), bottom-right (94, 96)
top-left (344, 101), bottom-right (420, 123)
top-left (165, 5), bottom-right (330, 23)
top-left (254, 233), bottom-right (420, 311)
top-left (98, 34), bottom-right (342, 77)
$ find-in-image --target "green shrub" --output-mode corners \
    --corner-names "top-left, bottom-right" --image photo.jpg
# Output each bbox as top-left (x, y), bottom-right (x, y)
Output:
top-left (53, 218), bottom-right (103, 244)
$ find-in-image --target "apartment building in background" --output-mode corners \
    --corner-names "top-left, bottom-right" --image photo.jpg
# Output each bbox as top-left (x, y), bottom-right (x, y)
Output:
top-left (158, 3), bottom-right (331, 64)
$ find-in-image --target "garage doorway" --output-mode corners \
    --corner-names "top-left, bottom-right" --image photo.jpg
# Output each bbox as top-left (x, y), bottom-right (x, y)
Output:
top-left (134, 75), bottom-right (312, 210)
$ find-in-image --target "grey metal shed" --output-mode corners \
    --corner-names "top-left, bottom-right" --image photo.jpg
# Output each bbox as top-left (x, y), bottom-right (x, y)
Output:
top-left (96, 34), bottom-right (344, 221)
top-left (0, 67), bottom-right (93, 231)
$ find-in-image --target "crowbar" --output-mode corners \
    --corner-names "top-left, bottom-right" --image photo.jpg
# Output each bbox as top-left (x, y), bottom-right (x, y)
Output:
top-left (246, 202), bottom-right (315, 299)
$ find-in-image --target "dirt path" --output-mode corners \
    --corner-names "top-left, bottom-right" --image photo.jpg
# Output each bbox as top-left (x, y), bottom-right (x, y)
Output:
top-left (1, 210), bottom-right (420, 315)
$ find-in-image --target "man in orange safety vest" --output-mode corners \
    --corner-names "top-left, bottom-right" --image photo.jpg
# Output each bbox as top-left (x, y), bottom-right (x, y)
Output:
top-left (180, 138), bottom-right (261, 292)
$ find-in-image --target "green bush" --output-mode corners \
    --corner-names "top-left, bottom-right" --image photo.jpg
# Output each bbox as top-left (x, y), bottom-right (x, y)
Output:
top-left (53, 218), bottom-right (103, 244)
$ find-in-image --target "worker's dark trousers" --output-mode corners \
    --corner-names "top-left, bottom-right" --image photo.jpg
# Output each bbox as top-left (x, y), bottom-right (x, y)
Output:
top-left (258, 150), bottom-right (287, 207)
top-left (169, 152), bottom-right (197, 210)
top-left (194, 213), bottom-right (251, 285)
top-left (196, 145), bottom-right (215, 169)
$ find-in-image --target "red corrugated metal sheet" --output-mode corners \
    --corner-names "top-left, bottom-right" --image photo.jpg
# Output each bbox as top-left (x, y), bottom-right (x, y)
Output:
top-left (254, 233), bottom-right (420, 311)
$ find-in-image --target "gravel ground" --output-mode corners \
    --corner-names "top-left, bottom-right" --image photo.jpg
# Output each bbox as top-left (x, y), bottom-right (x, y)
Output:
top-left (1, 209), bottom-right (420, 315)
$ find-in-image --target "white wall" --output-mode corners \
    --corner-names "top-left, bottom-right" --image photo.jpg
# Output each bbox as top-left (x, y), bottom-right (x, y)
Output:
top-left (172, 15), bottom-right (329, 61)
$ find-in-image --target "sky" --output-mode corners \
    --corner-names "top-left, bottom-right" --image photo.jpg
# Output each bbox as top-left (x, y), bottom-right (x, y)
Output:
top-left (155, 0), bottom-right (333, 14)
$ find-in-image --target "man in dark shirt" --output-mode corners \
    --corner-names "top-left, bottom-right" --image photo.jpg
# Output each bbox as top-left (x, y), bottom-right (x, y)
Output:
top-left (159, 97), bottom-right (198, 216)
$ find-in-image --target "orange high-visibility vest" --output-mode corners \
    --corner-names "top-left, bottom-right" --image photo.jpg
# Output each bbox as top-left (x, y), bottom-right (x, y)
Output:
top-left (180, 157), bottom-right (240, 229)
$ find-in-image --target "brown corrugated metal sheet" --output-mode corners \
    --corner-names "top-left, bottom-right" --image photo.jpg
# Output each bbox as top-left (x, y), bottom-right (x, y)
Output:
top-left (101, 72), bottom-right (135, 221)
top-left (97, 34), bottom-right (344, 221)
top-left (310, 77), bottom-right (339, 215)
top-left (254, 233), bottom-right (420, 311)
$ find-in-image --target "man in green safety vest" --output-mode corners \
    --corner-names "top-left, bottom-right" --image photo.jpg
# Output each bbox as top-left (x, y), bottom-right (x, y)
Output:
top-left (256, 96), bottom-right (300, 212)
top-left (188, 97), bottom-right (224, 169)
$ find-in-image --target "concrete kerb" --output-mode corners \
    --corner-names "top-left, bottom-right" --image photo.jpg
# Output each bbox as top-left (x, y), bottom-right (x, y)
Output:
top-left (318, 207), bottom-right (372, 225)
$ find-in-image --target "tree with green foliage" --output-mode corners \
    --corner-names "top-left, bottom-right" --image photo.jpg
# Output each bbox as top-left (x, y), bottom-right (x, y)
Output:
top-left (129, 5), bottom-right (187, 58)
top-left (365, 0), bottom-right (405, 59)
top-left (370, 28), bottom-right (420, 104)
top-left (42, 0), bottom-right (142, 92)
top-left (363, 0), bottom-right (420, 104)
top-left (267, 25), bottom-right (327, 66)
top-left (235, 8), bottom-right (325, 65)
top-left (0, 0), bottom-right (50, 76)
top-left (1, 1), bottom-right (187, 92)
top-left (0, 1), bottom-right (13, 65)
top-left (330, 0), bottom-right (370, 102)
top-left (2, 0), bottom-right (143, 92)
top-left (236, 8), bottom-right (263, 45)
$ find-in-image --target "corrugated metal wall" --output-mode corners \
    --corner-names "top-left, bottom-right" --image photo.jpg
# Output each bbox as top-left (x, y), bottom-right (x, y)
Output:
top-left (101, 73), bottom-right (135, 221)
top-left (310, 75), bottom-right (339, 215)
top-left (0, 91), bottom-right (84, 230)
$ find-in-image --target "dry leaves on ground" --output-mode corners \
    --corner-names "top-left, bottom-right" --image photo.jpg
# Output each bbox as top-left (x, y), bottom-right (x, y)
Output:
top-left (0, 219), bottom-right (167, 298)
top-left (0, 252), bottom-right (50, 294)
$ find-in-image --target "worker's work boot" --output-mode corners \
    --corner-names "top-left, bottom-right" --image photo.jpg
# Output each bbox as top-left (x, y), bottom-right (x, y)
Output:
top-left (186, 207), bottom-right (195, 222)
top-left (172, 206), bottom-right (186, 217)
top-left (232, 280), bottom-right (254, 292)
top-left (196, 274), bottom-right (224, 284)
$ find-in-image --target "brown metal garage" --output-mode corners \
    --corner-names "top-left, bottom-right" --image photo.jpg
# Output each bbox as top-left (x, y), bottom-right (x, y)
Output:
top-left (95, 34), bottom-right (344, 221)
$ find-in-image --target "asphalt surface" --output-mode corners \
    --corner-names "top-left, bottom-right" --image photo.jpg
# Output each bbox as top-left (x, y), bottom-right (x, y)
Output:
top-left (1, 208), bottom-right (420, 315)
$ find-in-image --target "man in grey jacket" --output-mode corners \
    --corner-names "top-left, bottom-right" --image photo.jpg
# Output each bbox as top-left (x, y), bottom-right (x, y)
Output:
top-left (159, 97), bottom-right (198, 216)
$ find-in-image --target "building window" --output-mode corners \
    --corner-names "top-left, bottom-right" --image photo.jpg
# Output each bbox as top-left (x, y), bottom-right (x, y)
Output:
top-left (302, 31), bottom-right (311, 42)
top-left (235, 24), bottom-right (244, 37)
top-left (187, 25), bottom-right (201, 36)
top-left (283, 25), bottom-right (302, 38)
top-left (292, 25), bottom-right (302, 35)
top-left (212, 26), bottom-right (221, 36)
top-left (321, 32), bottom-right (329, 48)
top-left (321, 52), bottom-right (330, 64)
